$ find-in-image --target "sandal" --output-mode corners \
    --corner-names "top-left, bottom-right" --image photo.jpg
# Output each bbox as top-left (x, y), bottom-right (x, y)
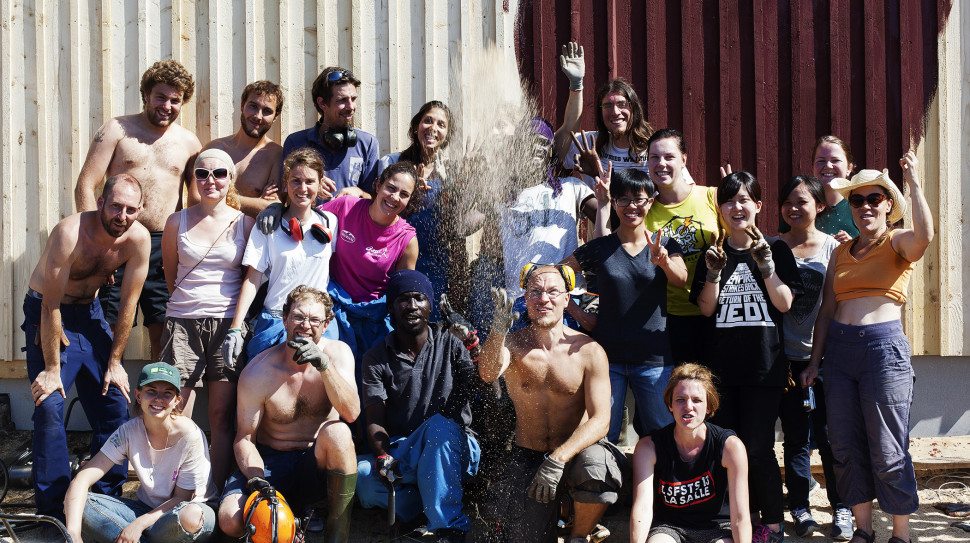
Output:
top-left (849, 529), bottom-right (876, 543)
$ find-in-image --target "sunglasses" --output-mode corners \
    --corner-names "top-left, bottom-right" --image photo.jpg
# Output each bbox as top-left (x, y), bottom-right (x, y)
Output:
top-left (847, 193), bottom-right (888, 208)
top-left (327, 69), bottom-right (351, 83)
top-left (194, 168), bottom-right (229, 180)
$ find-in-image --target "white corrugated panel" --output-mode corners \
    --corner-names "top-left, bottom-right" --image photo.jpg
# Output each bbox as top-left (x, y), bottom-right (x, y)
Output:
top-left (0, 0), bottom-right (520, 361)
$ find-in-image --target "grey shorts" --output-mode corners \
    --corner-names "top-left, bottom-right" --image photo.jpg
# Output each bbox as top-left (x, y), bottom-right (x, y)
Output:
top-left (485, 440), bottom-right (627, 542)
top-left (649, 523), bottom-right (733, 543)
top-left (160, 316), bottom-right (235, 387)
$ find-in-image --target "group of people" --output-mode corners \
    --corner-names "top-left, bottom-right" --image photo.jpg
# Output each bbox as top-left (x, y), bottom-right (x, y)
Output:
top-left (22, 39), bottom-right (933, 543)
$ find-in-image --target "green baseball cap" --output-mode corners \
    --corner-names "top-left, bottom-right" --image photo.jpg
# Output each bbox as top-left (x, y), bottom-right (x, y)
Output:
top-left (137, 362), bottom-right (181, 389)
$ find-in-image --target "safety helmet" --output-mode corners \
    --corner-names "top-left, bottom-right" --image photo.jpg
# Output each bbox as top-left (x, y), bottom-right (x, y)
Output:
top-left (243, 489), bottom-right (298, 543)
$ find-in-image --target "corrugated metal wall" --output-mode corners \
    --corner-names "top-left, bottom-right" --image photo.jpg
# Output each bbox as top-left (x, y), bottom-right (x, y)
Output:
top-left (516, 0), bottom-right (968, 356)
top-left (0, 0), bottom-right (518, 363)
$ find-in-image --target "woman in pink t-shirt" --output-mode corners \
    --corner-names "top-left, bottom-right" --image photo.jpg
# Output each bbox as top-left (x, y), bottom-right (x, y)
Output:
top-left (321, 160), bottom-right (419, 358)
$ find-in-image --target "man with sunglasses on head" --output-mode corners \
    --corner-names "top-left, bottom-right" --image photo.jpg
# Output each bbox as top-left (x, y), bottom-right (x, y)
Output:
top-left (281, 66), bottom-right (380, 200)
top-left (195, 80), bottom-right (285, 217)
top-left (478, 265), bottom-right (626, 543)
top-left (218, 285), bottom-right (359, 542)
top-left (74, 60), bottom-right (203, 360)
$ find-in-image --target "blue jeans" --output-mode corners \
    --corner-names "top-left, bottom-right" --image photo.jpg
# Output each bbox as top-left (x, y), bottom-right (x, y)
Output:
top-left (82, 493), bottom-right (215, 543)
top-left (607, 364), bottom-right (673, 442)
top-left (21, 294), bottom-right (129, 519)
top-left (356, 415), bottom-right (480, 532)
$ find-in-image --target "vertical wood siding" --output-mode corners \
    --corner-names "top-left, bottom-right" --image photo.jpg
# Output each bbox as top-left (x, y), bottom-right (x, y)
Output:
top-left (0, 0), bottom-right (517, 361)
top-left (516, 0), bottom-right (967, 355)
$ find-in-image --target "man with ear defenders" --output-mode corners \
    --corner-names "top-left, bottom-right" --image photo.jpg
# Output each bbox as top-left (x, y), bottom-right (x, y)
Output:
top-left (280, 66), bottom-right (380, 200)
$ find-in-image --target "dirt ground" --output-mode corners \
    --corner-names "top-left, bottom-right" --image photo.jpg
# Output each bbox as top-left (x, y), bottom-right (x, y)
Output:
top-left (0, 431), bottom-right (967, 542)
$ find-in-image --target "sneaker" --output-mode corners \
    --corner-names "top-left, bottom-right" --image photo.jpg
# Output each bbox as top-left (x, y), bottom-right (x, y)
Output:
top-left (792, 507), bottom-right (820, 537)
top-left (831, 506), bottom-right (855, 541)
top-left (753, 524), bottom-right (785, 543)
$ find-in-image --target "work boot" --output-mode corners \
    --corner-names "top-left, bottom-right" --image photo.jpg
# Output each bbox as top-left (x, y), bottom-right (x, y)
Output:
top-left (325, 470), bottom-right (357, 543)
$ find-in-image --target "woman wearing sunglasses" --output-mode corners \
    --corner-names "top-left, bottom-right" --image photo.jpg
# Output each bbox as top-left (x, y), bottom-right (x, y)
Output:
top-left (690, 171), bottom-right (802, 543)
top-left (161, 148), bottom-right (254, 489)
top-left (563, 167), bottom-right (688, 442)
top-left (225, 147), bottom-right (338, 364)
top-left (800, 151), bottom-right (933, 543)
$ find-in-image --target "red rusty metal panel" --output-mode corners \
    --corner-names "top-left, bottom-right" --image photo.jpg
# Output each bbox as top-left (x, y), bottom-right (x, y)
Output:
top-left (515, 0), bottom-right (949, 234)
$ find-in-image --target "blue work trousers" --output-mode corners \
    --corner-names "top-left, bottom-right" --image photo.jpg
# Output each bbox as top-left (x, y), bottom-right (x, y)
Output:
top-left (356, 415), bottom-right (480, 532)
top-left (21, 294), bottom-right (129, 519)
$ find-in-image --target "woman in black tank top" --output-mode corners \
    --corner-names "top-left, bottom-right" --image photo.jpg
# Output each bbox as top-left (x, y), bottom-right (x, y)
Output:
top-left (631, 364), bottom-right (752, 543)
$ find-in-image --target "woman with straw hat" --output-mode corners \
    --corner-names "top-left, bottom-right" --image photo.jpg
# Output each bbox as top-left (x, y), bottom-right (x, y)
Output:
top-left (800, 151), bottom-right (934, 543)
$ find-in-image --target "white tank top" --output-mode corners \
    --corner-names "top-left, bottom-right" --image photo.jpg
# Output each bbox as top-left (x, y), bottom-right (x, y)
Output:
top-left (166, 210), bottom-right (247, 319)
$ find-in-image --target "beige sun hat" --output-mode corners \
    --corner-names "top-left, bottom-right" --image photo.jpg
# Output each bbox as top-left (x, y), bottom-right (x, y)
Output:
top-left (829, 168), bottom-right (906, 224)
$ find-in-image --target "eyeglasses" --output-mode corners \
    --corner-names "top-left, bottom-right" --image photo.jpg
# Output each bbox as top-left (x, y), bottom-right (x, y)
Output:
top-left (614, 197), bottom-right (650, 208)
top-left (600, 100), bottom-right (629, 110)
top-left (848, 193), bottom-right (888, 208)
top-left (526, 288), bottom-right (566, 300)
top-left (194, 168), bottom-right (229, 180)
top-left (289, 314), bottom-right (324, 327)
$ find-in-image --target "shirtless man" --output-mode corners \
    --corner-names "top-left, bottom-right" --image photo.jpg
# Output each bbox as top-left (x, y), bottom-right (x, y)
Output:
top-left (74, 60), bottom-right (202, 358)
top-left (218, 285), bottom-right (359, 542)
top-left (193, 80), bottom-right (284, 217)
top-left (23, 174), bottom-right (150, 519)
top-left (478, 265), bottom-right (625, 543)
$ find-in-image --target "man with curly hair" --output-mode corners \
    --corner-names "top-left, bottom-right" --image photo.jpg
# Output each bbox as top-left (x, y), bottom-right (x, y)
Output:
top-left (194, 80), bottom-right (285, 217)
top-left (74, 59), bottom-right (203, 359)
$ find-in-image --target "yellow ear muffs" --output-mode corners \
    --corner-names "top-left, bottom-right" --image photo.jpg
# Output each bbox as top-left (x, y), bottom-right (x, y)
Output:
top-left (519, 263), bottom-right (576, 292)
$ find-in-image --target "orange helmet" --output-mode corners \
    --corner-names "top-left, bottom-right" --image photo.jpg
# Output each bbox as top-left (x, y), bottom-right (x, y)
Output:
top-left (243, 489), bottom-right (298, 543)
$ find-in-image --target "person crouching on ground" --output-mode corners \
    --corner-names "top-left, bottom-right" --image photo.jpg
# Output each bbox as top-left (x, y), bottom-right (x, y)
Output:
top-left (218, 285), bottom-right (359, 542)
top-left (64, 362), bottom-right (217, 543)
top-left (356, 270), bottom-right (480, 542)
top-left (630, 363), bottom-right (751, 543)
top-left (478, 265), bottom-right (626, 543)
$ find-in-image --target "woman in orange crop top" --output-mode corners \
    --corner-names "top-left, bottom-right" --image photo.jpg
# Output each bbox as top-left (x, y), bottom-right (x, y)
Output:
top-left (800, 151), bottom-right (933, 543)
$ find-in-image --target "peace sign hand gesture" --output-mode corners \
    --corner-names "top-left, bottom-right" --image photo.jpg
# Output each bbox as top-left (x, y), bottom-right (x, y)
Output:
top-left (571, 131), bottom-right (604, 178)
top-left (745, 225), bottom-right (775, 278)
top-left (649, 230), bottom-right (670, 268)
top-left (705, 230), bottom-right (727, 284)
top-left (593, 162), bottom-right (613, 205)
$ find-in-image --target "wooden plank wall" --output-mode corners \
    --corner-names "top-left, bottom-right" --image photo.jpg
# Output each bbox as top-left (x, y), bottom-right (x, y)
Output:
top-left (0, 0), bottom-right (517, 365)
top-left (516, 0), bottom-right (968, 356)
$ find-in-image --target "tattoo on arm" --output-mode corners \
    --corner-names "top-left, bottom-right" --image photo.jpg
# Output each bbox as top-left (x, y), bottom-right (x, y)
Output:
top-left (93, 128), bottom-right (105, 143)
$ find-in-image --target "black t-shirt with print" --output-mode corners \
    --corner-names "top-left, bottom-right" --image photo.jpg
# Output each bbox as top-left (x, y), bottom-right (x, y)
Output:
top-left (690, 238), bottom-right (802, 387)
top-left (651, 422), bottom-right (736, 529)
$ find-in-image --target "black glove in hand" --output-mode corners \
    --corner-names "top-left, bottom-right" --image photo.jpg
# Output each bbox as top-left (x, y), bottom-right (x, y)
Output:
top-left (246, 476), bottom-right (274, 498)
top-left (745, 226), bottom-right (775, 278)
top-left (527, 456), bottom-right (566, 504)
top-left (256, 202), bottom-right (285, 235)
top-left (288, 337), bottom-right (329, 372)
top-left (489, 288), bottom-right (519, 334)
top-left (439, 294), bottom-right (481, 355)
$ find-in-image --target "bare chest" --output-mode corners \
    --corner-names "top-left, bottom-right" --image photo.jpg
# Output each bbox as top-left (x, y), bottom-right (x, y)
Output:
top-left (509, 353), bottom-right (584, 397)
top-left (110, 136), bottom-right (189, 188)
top-left (234, 152), bottom-right (277, 196)
top-left (265, 380), bottom-right (331, 426)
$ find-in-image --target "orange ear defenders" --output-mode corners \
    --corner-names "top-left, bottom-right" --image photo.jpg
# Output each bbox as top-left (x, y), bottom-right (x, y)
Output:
top-left (519, 263), bottom-right (577, 292)
top-left (243, 489), bottom-right (298, 543)
top-left (281, 212), bottom-right (333, 245)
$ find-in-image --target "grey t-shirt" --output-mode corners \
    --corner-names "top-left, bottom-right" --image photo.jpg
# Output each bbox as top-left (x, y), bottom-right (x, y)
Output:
top-left (783, 235), bottom-right (839, 360)
top-left (361, 324), bottom-right (476, 437)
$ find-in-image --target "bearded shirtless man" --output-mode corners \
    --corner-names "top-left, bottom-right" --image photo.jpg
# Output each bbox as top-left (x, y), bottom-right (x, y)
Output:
top-left (218, 285), bottom-right (359, 542)
top-left (74, 60), bottom-right (202, 358)
top-left (193, 80), bottom-right (284, 216)
top-left (478, 265), bottom-right (625, 543)
top-left (24, 174), bottom-right (150, 519)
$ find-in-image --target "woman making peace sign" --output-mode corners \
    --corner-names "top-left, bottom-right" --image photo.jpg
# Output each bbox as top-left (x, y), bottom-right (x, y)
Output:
top-left (563, 167), bottom-right (688, 442)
